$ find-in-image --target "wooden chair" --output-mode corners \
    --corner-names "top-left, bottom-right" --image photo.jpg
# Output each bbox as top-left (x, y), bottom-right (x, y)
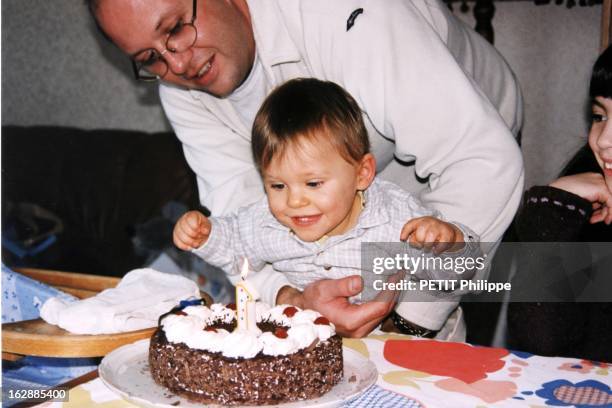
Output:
top-left (2, 268), bottom-right (212, 360)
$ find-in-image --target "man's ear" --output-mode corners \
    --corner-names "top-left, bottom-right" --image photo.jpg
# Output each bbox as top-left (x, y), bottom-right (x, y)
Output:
top-left (356, 153), bottom-right (376, 190)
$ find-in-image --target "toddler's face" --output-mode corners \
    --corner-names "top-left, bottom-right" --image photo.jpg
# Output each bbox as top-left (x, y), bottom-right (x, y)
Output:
top-left (589, 96), bottom-right (612, 191)
top-left (262, 137), bottom-right (372, 242)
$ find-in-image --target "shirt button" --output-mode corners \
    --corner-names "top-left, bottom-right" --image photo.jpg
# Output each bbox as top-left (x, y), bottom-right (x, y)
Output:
top-left (324, 265), bottom-right (332, 271)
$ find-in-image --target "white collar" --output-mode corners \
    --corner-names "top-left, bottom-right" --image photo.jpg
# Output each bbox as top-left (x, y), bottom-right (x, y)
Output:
top-left (246, 0), bottom-right (302, 72)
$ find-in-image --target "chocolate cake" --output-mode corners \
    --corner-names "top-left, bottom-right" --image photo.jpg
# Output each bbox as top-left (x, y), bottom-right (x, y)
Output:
top-left (149, 302), bottom-right (343, 405)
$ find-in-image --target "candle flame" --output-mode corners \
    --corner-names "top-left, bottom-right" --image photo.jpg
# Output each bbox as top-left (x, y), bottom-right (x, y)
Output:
top-left (240, 258), bottom-right (249, 280)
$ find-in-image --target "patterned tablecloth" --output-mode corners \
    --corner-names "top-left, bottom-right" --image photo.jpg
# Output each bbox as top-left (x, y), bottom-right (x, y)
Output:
top-left (37, 332), bottom-right (611, 408)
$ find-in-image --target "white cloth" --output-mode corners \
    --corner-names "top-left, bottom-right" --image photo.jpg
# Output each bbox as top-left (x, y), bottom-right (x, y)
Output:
top-left (40, 269), bottom-right (200, 334)
top-left (160, 0), bottom-right (524, 315)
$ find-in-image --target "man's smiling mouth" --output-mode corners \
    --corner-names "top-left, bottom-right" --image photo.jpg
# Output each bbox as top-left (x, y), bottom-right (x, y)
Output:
top-left (187, 54), bottom-right (215, 80)
top-left (197, 60), bottom-right (212, 77)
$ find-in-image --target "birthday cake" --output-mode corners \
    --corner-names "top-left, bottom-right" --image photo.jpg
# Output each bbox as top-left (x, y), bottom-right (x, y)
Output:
top-left (148, 301), bottom-right (343, 405)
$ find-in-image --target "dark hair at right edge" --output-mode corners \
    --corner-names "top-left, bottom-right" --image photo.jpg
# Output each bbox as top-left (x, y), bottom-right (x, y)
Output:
top-left (562, 45), bottom-right (612, 176)
top-left (589, 45), bottom-right (612, 99)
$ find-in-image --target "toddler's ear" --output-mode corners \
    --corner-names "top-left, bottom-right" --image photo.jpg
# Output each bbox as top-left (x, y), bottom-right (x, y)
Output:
top-left (356, 153), bottom-right (376, 190)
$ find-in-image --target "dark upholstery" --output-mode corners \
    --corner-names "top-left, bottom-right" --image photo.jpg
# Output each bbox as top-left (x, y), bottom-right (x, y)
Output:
top-left (1, 126), bottom-right (199, 277)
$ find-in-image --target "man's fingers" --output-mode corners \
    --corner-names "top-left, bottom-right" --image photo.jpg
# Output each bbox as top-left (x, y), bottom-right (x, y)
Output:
top-left (374, 271), bottom-right (404, 305)
top-left (335, 317), bottom-right (379, 338)
top-left (308, 275), bottom-right (363, 301)
top-left (338, 300), bottom-right (393, 333)
top-left (341, 317), bottom-right (384, 338)
top-left (303, 275), bottom-right (397, 338)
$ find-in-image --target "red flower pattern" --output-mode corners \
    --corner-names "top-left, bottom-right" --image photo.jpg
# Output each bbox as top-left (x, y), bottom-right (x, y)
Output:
top-left (384, 339), bottom-right (509, 383)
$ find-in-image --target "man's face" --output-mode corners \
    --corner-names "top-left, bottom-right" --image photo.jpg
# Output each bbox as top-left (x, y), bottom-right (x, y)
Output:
top-left (95, 0), bottom-right (255, 97)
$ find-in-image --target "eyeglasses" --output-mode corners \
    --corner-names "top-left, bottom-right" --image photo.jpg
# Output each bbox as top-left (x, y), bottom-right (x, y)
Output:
top-left (131, 0), bottom-right (198, 82)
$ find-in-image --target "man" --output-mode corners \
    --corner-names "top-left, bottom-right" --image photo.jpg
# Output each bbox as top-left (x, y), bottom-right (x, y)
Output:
top-left (90, 0), bottom-right (524, 338)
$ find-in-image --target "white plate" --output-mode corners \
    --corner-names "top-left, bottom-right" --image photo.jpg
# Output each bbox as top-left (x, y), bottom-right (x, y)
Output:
top-left (99, 339), bottom-right (377, 408)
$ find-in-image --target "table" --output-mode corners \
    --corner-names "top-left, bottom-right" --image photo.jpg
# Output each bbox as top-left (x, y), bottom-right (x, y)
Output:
top-left (38, 332), bottom-right (611, 408)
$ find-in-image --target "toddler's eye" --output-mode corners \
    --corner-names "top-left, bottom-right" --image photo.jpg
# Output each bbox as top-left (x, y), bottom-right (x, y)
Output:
top-left (270, 183), bottom-right (285, 190)
top-left (306, 181), bottom-right (323, 188)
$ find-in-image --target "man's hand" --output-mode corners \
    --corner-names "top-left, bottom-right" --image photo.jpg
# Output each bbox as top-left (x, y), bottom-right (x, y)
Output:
top-left (173, 210), bottom-right (212, 250)
top-left (400, 216), bottom-right (464, 253)
top-left (550, 173), bottom-right (612, 225)
top-left (276, 276), bottom-right (396, 338)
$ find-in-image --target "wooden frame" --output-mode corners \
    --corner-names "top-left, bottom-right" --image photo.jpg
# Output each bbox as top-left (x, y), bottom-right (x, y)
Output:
top-left (448, 0), bottom-right (608, 48)
top-left (602, 0), bottom-right (612, 50)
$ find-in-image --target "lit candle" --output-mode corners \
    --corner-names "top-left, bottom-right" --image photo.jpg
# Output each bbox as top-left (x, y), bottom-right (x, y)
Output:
top-left (235, 258), bottom-right (260, 333)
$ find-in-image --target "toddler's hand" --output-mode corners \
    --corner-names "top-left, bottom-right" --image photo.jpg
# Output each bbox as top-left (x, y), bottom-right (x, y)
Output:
top-left (173, 211), bottom-right (212, 251)
top-left (400, 216), bottom-right (464, 253)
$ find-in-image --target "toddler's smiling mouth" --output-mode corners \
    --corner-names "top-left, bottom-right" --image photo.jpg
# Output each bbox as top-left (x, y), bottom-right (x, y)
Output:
top-left (291, 215), bottom-right (322, 226)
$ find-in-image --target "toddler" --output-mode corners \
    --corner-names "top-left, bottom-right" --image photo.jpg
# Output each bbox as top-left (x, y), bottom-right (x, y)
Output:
top-left (174, 78), bottom-right (481, 338)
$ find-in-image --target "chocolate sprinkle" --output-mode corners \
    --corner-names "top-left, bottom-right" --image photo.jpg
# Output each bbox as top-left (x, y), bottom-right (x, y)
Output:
top-left (149, 328), bottom-right (343, 405)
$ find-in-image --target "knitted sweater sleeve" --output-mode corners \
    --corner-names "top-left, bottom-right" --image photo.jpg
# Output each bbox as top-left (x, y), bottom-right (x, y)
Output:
top-left (515, 185), bottom-right (593, 242)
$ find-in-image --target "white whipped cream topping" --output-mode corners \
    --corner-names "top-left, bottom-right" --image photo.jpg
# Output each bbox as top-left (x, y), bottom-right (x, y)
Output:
top-left (265, 304), bottom-right (293, 326)
top-left (222, 329), bottom-right (263, 358)
top-left (183, 305), bottom-right (212, 320)
top-left (255, 302), bottom-right (271, 321)
top-left (291, 309), bottom-right (319, 324)
top-left (287, 323), bottom-right (318, 349)
top-left (185, 328), bottom-right (229, 353)
top-left (209, 303), bottom-right (235, 323)
top-left (161, 303), bottom-right (335, 358)
top-left (162, 314), bottom-right (206, 343)
top-left (314, 323), bottom-right (335, 342)
top-left (260, 332), bottom-right (299, 356)
top-left (291, 309), bottom-right (335, 341)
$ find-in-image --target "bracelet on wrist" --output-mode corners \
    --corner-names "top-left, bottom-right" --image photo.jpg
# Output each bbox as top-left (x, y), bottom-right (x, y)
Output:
top-left (391, 311), bottom-right (439, 338)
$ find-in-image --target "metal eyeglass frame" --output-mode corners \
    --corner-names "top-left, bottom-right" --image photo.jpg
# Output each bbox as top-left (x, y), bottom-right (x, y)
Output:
top-left (131, 0), bottom-right (198, 82)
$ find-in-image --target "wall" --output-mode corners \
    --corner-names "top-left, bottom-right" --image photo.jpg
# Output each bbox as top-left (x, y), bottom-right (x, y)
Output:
top-left (455, 2), bottom-right (601, 186)
top-left (1, 0), bottom-right (170, 131)
top-left (0, 1), bottom-right (602, 188)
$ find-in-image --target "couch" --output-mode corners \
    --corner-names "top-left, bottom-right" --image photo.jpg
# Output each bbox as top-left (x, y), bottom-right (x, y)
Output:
top-left (1, 126), bottom-right (200, 277)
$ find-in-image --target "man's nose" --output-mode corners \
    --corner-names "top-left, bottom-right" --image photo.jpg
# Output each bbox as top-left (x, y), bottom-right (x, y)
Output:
top-left (164, 50), bottom-right (191, 75)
